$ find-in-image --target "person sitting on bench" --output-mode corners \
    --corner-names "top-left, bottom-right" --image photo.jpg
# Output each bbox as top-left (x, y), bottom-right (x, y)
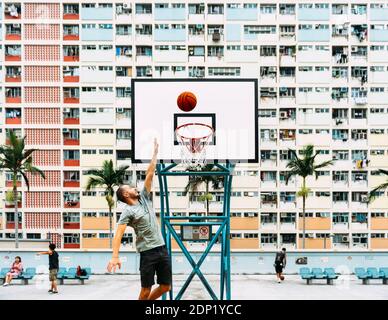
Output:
top-left (3, 256), bottom-right (23, 287)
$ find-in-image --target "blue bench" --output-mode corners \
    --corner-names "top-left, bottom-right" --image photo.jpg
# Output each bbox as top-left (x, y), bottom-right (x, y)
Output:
top-left (355, 267), bottom-right (388, 285)
top-left (299, 267), bottom-right (339, 285)
top-left (59, 267), bottom-right (91, 285)
top-left (0, 267), bottom-right (36, 285)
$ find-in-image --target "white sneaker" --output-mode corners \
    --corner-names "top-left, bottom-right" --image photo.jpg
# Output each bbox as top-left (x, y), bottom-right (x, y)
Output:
top-left (3, 283), bottom-right (9, 287)
top-left (277, 279), bottom-right (281, 283)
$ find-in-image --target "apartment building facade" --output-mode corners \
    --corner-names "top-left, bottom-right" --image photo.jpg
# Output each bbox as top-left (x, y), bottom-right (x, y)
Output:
top-left (0, 0), bottom-right (388, 251)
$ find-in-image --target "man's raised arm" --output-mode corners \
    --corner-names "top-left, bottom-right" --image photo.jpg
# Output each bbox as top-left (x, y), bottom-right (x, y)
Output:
top-left (144, 138), bottom-right (159, 193)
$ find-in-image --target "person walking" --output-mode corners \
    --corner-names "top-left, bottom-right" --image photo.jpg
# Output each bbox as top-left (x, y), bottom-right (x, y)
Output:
top-left (37, 243), bottom-right (59, 294)
top-left (274, 248), bottom-right (287, 283)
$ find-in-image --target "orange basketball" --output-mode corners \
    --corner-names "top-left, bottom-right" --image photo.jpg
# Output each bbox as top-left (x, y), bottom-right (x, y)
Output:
top-left (177, 92), bottom-right (197, 112)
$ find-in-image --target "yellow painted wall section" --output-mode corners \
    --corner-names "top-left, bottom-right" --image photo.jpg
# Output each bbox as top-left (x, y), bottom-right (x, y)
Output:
top-left (231, 197), bottom-right (259, 209)
top-left (371, 218), bottom-right (388, 230)
top-left (231, 217), bottom-right (259, 230)
top-left (369, 197), bottom-right (388, 209)
top-left (81, 133), bottom-right (115, 146)
top-left (370, 238), bottom-right (388, 249)
top-left (233, 176), bottom-right (260, 188)
top-left (81, 154), bottom-right (115, 167)
top-left (82, 238), bottom-right (110, 249)
top-left (369, 155), bottom-right (388, 168)
top-left (302, 197), bottom-right (331, 210)
top-left (82, 217), bottom-right (110, 230)
top-left (298, 238), bottom-right (332, 249)
top-left (81, 196), bottom-right (109, 209)
top-left (370, 175), bottom-right (388, 188)
top-left (298, 217), bottom-right (331, 230)
top-left (231, 238), bottom-right (259, 249)
top-left (369, 135), bottom-right (388, 146)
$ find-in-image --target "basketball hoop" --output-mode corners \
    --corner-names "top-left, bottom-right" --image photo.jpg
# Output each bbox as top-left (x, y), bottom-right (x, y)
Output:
top-left (175, 123), bottom-right (214, 169)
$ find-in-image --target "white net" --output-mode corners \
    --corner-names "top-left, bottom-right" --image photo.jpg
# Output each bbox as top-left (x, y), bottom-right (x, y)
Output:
top-left (175, 123), bottom-right (214, 170)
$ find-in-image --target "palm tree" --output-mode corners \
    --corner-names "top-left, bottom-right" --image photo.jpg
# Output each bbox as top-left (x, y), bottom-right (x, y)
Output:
top-left (285, 145), bottom-right (334, 249)
top-left (85, 160), bottom-right (129, 248)
top-left (368, 169), bottom-right (388, 203)
top-left (184, 164), bottom-right (224, 215)
top-left (0, 131), bottom-right (45, 248)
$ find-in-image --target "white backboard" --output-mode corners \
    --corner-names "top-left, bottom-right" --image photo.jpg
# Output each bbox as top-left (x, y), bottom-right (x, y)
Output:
top-left (132, 79), bottom-right (258, 163)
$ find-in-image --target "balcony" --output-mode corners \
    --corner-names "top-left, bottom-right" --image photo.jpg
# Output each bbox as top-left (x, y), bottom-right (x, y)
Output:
top-left (154, 29), bottom-right (186, 42)
top-left (63, 26), bottom-right (79, 41)
top-left (64, 243), bottom-right (80, 249)
top-left (5, 222), bottom-right (22, 229)
top-left (154, 7), bottom-right (185, 21)
top-left (5, 46), bottom-right (21, 61)
top-left (5, 109), bottom-right (21, 124)
top-left (5, 88), bottom-right (22, 103)
top-left (64, 160), bottom-right (79, 167)
top-left (226, 7), bottom-right (258, 21)
top-left (63, 129), bottom-right (79, 146)
top-left (63, 89), bottom-right (80, 104)
top-left (63, 46), bottom-right (79, 62)
top-left (4, 3), bottom-right (21, 19)
top-left (63, 193), bottom-right (80, 208)
top-left (63, 108), bottom-right (79, 125)
top-left (5, 24), bottom-right (21, 40)
top-left (63, 5), bottom-right (79, 20)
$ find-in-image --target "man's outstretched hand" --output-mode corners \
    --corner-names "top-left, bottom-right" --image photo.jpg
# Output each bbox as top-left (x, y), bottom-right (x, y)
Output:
top-left (153, 138), bottom-right (159, 156)
top-left (107, 257), bottom-right (121, 273)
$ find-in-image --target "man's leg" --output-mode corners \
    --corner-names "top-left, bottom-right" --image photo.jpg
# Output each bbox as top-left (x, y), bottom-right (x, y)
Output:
top-left (147, 284), bottom-right (171, 300)
top-left (149, 247), bottom-right (172, 300)
top-left (139, 287), bottom-right (151, 300)
top-left (52, 280), bottom-right (58, 292)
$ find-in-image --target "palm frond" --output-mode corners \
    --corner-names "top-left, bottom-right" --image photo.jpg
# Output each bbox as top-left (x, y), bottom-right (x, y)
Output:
top-left (368, 182), bottom-right (388, 203)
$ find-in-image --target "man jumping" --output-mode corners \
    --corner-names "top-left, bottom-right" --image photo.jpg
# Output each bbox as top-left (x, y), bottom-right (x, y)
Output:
top-left (107, 139), bottom-right (172, 300)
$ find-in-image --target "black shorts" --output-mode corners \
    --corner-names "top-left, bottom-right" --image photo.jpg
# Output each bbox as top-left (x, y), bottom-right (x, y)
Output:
top-left (139, 245), bottom-right (172, 288)
top-left (275, 262), bottom-right (283, 273)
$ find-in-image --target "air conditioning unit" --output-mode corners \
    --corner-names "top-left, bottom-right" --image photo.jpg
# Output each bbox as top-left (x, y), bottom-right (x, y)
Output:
top-left (280, 111), bottom-right (288, 119)
top-left (360, 195), bottom-right (368, 203)
top-left (63, 128), bottom-right (70, 133)
top-left (247, 213), bottom-right (255, 217)
top-left (212, 32), bottom-right (221, 42)
top-left (122, 3), bottom-right (131, 9)
top-left (146, 69), bottom-right (152, 75)
top-left (351, 46), bottom-right (358, 53)
top-left (341, 235), bottom-right (349, 243)
top-left (63, 108), bottom-right (71, 113)
top-left (270, 133), bottom-right (277, 139)
top-left (13, 24), bottom-right (20, 28)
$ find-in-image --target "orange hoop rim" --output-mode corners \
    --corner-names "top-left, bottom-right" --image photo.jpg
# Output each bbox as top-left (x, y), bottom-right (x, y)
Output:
top-left (175, 123), bottom-right (214, 141)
